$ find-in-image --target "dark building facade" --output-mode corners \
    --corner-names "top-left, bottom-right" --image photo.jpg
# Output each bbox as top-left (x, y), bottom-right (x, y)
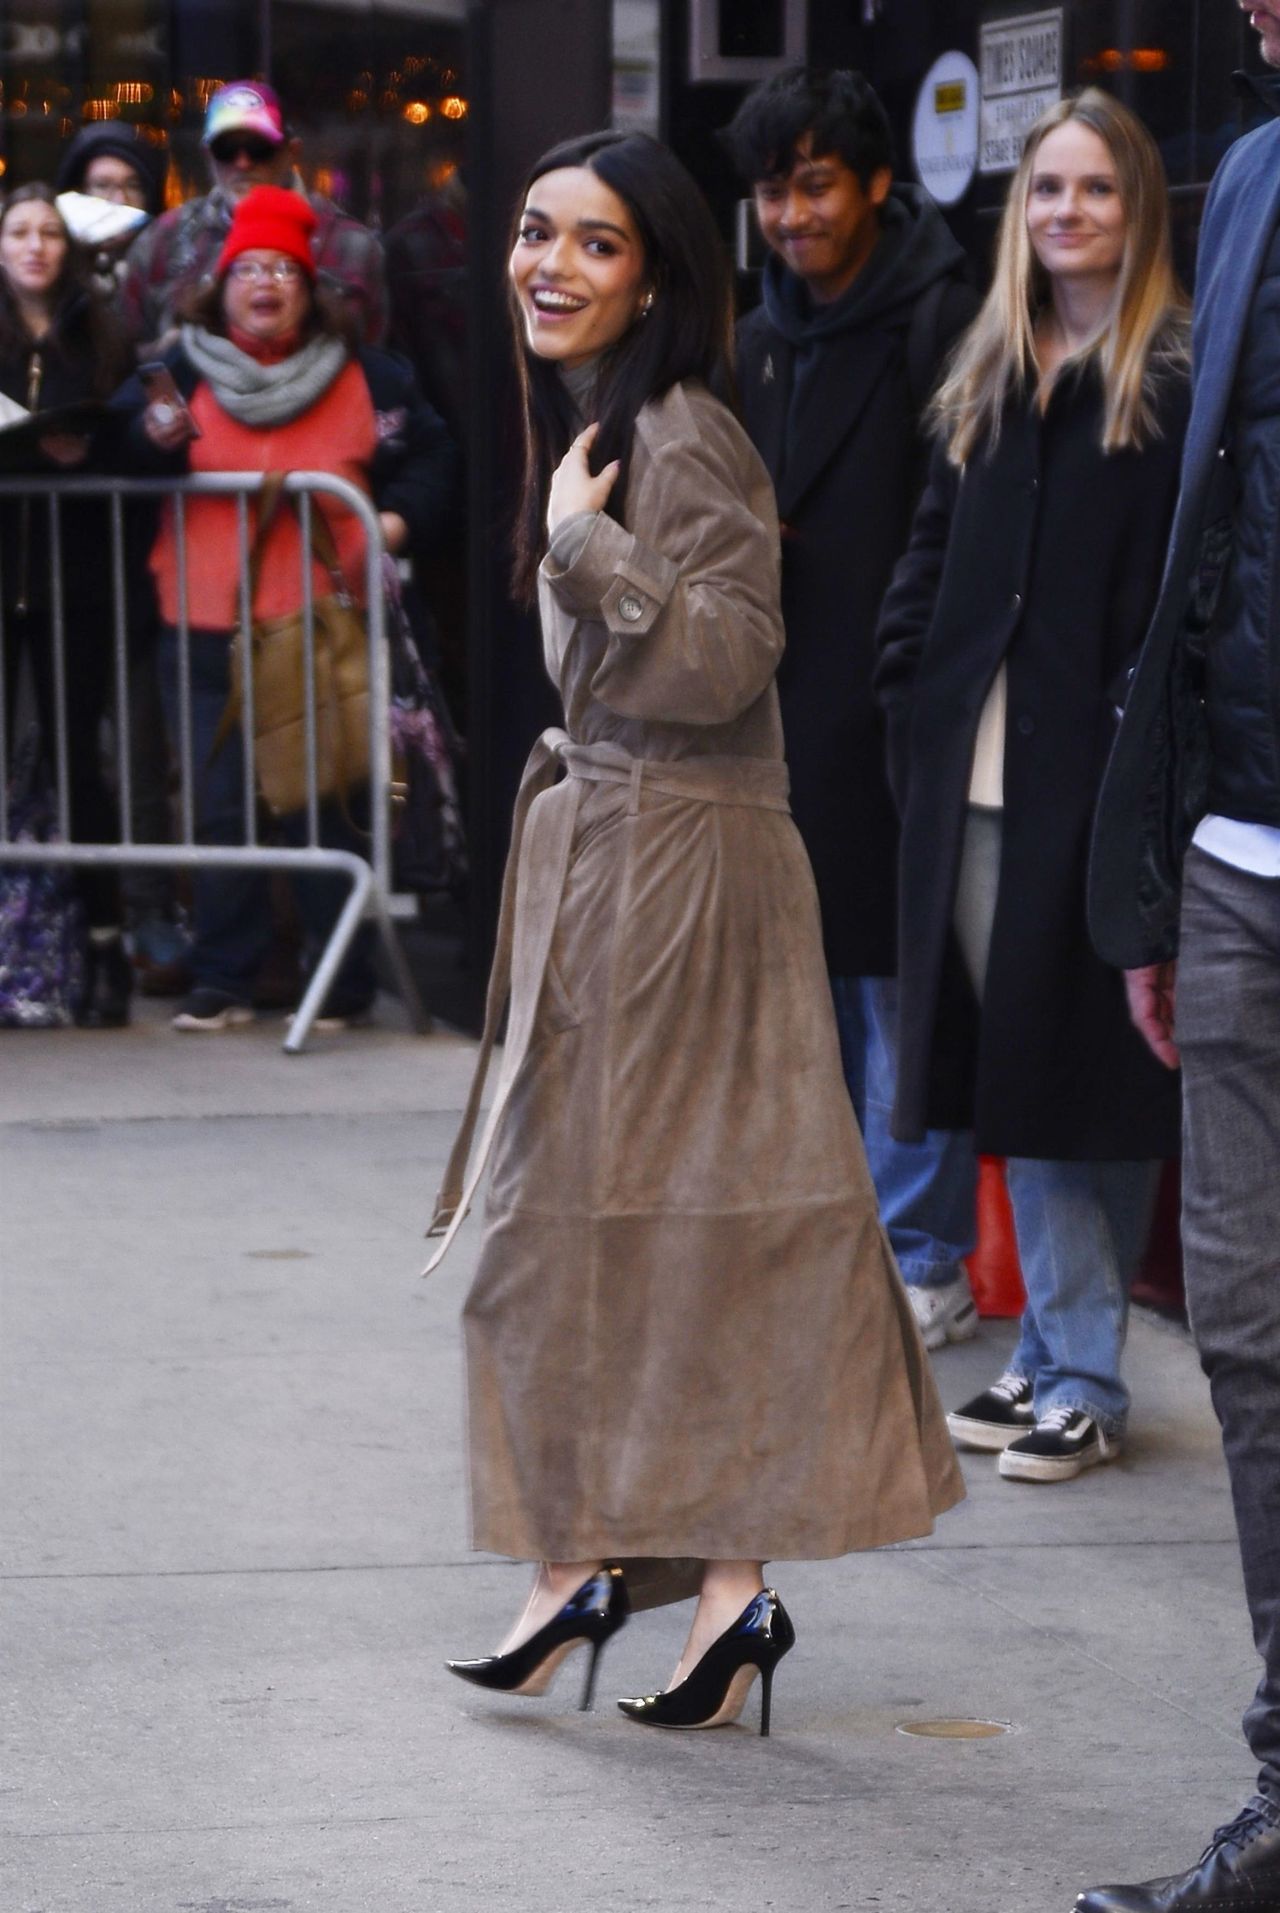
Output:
top-left (0, 2), bottom-right (1267, 1013)
top-left (661, 1), bottom-right (1271, 288)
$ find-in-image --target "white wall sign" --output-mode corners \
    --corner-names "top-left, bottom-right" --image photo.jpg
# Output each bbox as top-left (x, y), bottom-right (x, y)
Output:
top-left (979, 8), bottom-right (1064, 176)
top-left (912, 51), bottom-right (981, 207)
top-left (613, 0), bottom-right (662, 135)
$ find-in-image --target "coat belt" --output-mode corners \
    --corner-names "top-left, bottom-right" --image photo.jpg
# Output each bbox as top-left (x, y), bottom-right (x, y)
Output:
top-left (422, 728), bottom-right (790, 1273)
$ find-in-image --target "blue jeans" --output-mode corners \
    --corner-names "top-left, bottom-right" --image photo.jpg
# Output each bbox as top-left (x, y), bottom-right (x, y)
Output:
top-left (832, 975), bottom-right (978, 1287)
top-left (1004, 1156), bottom-right (1159, 1437)
top-left (157, 626), bottom-right (377, 1009)
top-left (953, 807), bottom-right (1158, 1437)
top-left (1178, 845), bottom-right (1280, 1802)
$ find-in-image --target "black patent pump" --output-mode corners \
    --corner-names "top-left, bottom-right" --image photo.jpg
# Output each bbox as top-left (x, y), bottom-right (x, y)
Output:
top-left (617, 1587), bottom-right (796, 1736)
top-left (445, 1564), bottom-right (629, 1711)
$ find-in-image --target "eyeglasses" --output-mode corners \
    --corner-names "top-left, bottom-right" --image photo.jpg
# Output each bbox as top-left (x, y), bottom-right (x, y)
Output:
top-left (83, 176), bottom-right (148, 209)
top-left (228, 258), bottom-right (305, 284)
top-left (210, 134), bottom-right (279, 166)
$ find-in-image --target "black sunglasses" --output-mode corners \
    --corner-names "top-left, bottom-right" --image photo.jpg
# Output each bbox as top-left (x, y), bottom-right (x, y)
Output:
top-left (210, 133), bottom-right (279, 166)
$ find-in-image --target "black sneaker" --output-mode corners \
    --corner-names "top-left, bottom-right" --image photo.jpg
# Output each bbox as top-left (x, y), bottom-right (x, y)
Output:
top-left (171, 988), bottom-right (254, 1033)
top-left (999, 1405), bottom-right (1121, 1482)
top-left (946, 1371), bottom-right (1035, 1452)
top-left (1076, 1800), bottom-right (1280, 1909)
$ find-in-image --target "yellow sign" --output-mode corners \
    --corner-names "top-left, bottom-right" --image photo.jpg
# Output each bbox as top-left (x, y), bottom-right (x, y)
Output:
top-left (935, 81), bottom-right (967, 114)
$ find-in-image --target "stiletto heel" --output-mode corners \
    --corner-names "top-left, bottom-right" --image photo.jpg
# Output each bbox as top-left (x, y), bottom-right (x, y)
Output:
top-left (617, 1587), bottom-right (795, 1733)
top-left (580, 1637), bottom-right (605, 1712)
top-left (446, 1565), bottom-right (629, 1709)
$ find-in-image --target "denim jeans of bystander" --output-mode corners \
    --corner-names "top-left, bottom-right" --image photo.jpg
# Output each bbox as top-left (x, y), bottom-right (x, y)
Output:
top-left (1003, 1154), bottom-right (1158, 1436)
top-left (831, 973), bottom-right (978, 1287)
top-left (953, 806), bottom-right (1158, 1440)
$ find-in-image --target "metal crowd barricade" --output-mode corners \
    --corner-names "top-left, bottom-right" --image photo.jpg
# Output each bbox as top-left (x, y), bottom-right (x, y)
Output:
top-left (0, 471), bottom-right (427, 1053)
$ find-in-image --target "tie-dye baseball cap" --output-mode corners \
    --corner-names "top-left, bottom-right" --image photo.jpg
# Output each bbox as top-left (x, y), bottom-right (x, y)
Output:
top-left (202, 81), bottom-right (286, 148)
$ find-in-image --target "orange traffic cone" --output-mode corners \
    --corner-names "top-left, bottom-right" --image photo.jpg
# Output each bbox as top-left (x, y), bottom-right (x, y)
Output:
top-left (964, 1155), bottom-right (1026, 1319)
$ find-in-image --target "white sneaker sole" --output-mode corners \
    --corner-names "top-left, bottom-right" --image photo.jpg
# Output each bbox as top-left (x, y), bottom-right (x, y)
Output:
top-left (947, 1412), bottom-right (1034, 1453)
top-left (998, 1437), bottom-right (1123, 1483)
top-left (912, 1297), bottom-right (980, 1352)
top-left (171, 1006), bottom-right (254, 1032)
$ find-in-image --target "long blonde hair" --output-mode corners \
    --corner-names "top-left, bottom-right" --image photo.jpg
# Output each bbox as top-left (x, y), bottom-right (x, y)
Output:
top-left (933, 89), bottom-right (1189, 466)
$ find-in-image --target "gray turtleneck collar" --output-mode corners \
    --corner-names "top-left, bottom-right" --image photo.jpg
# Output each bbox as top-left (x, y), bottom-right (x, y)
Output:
top-left (559, 356), bottom-right (600, 424)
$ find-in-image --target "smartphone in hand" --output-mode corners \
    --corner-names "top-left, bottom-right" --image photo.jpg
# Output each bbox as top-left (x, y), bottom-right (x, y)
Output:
top-left (138, 360), bottom-right (201, 438)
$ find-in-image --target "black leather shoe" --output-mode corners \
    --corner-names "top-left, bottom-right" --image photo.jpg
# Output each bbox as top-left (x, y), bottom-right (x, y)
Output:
top-left (617, 1588), bottom-right (796, 1736)
top-left (1076, 1803), bottom-right (1280, 1910)
top-left (446, 1565), bottom-right (629, 1711)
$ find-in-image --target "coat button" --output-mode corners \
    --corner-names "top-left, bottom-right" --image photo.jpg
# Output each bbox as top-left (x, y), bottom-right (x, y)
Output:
top-left (1016, 714), bottom-right (1035, 737)
top-left (1012, 591), bottom-right (1024, 611)
top-left (618, 594), bottom-right (644, 622)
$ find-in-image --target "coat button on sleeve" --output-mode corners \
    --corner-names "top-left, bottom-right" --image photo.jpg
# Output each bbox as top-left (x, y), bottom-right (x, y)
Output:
top-left (618, 593), bottom-right (645, 623)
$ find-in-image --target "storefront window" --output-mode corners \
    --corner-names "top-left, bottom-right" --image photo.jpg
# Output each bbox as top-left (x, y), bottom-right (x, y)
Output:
top-left (1068, 0), bottom-right (1252, 187)
top-left (0, 2), bottom-right (465, 230)
top-left (271, 1), bottom-right (466, 232)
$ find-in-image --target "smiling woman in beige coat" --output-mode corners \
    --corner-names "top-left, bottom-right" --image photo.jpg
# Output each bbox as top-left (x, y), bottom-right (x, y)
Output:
top-left (426, 129), bottom-right (963, 1737)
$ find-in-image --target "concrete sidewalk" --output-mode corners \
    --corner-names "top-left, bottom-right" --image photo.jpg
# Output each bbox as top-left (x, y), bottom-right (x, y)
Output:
top-left (0, 1001), bottom-right (1258, 1913)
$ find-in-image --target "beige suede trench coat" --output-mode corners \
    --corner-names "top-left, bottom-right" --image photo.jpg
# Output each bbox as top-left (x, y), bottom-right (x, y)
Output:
top-left (427, 379), bottom-right (963, 1565)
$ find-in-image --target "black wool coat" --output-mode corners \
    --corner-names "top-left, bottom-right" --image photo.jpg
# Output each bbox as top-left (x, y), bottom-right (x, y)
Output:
top-left (875, 365), bottom-right (1188, 1159)
top-left (737, 214), bottom-right (978, 977)
top-left (0, 290), bottom-right (128, 615)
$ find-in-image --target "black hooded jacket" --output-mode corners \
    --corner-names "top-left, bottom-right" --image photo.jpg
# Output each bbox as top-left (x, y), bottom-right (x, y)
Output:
top-left (737, 185), bottom-right (978, 976)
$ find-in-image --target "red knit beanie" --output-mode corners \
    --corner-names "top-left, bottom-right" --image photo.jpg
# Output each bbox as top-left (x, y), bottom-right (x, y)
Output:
top-left (216, 185), bottom-right (317, 281)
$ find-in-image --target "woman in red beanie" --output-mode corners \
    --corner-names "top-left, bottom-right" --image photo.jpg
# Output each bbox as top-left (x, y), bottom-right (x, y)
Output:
top-left (116, 184), bottom-right (455, 1030)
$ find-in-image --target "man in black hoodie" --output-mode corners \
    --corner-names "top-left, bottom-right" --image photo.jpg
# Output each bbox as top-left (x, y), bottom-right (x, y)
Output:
top-left (56, 121), bottom-right (168, 219)
top-left (724, 67), bottom-right (982, 1350)
top-left (56, 122), bottom-right (169, 298)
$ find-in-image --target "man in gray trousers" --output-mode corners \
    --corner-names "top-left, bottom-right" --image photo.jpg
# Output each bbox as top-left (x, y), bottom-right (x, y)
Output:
top-left (1082, 5), bottom-right (1280, 1908)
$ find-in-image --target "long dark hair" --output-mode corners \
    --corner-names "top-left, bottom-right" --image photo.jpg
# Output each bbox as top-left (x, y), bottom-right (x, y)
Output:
top-left (0, 184), bottom-right (130, 397)
top-left (510, 130), bottom-right (734, 602)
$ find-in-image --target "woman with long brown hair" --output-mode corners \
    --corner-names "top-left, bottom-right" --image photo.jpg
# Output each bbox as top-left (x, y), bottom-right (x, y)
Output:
top-left (0, 183), bottom-right (134, 1025)
top-left (428, 129), bottom-right (962, 1735)
top-left (876, 90), bottom-right (1190, 1484)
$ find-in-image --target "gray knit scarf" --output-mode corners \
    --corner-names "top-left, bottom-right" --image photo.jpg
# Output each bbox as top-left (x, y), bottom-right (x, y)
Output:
top-left (180, 324), bottom-right (349, 427)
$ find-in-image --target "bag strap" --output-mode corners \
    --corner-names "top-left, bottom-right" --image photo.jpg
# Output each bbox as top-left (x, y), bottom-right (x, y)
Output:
top-left (211, 473), bottom-right (358, 770)
top-left (245, 470), bottom-right (289, 608)
top-left (278, 482), bottom-right (350, 601)
top-left (245, 474), bottom-right (351, 608)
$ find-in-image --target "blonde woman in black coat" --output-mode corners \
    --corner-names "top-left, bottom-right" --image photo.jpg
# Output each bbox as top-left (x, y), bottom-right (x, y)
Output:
top-left (875, 91), bottom-right (1189, 1484)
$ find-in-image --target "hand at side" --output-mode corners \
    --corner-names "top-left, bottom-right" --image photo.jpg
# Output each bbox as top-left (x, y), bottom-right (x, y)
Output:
top-left (1124, 961), bottom-right (1180, 1070)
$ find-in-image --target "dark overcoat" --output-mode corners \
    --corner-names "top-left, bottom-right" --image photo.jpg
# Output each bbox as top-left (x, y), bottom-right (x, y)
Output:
top-left (1090, 110), bottom-right (1280, 968)
top-left (875, 366), bottom-right (1188, 1159)
top-left (737, 211), bottom-right (977, 977)
top-left (0, 289), bottom-right (124, 614)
